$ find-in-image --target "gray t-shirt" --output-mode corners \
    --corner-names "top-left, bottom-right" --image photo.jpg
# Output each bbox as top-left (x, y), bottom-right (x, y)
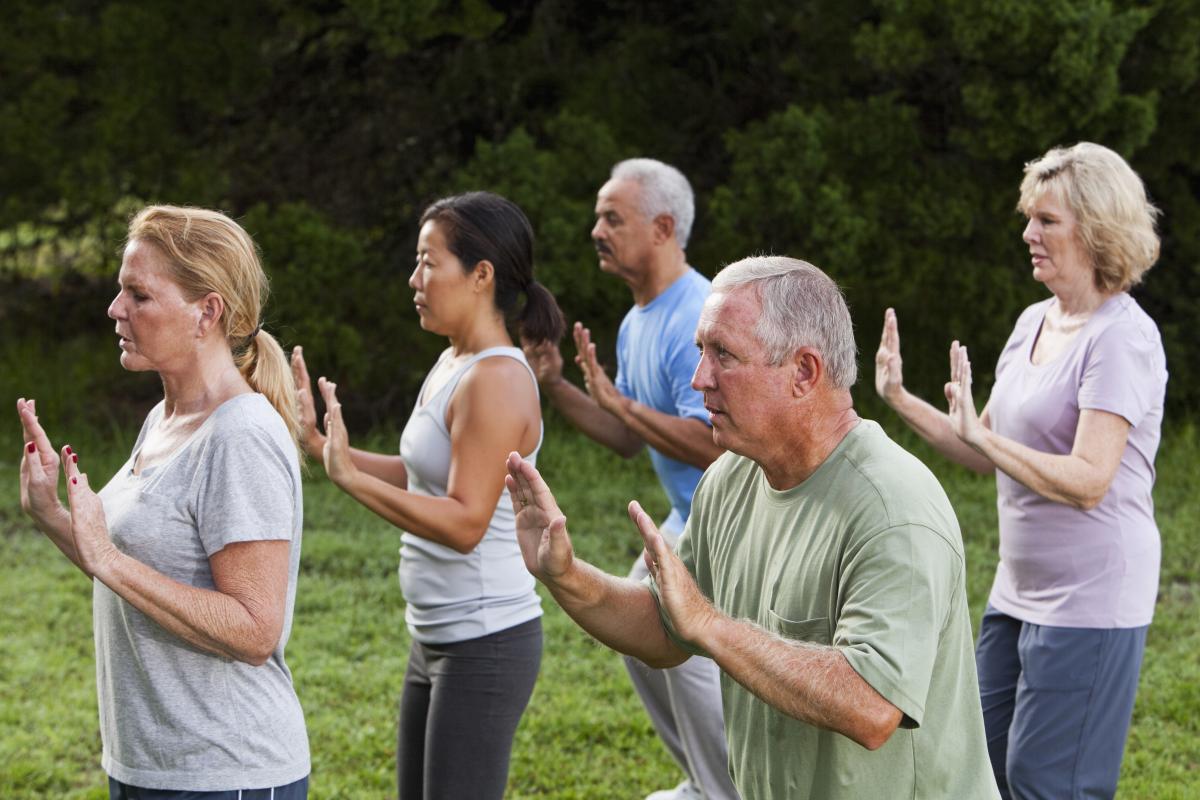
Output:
top-left (95, 394), bottom-right (309, 791)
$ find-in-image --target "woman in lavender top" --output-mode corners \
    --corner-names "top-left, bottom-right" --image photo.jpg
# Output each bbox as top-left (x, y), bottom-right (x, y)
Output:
top-left (874, 143), bottom-right (1165, 800)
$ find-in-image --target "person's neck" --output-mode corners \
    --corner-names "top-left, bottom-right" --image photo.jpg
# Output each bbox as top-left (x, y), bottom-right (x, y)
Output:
top-left (757, 392), bottom-right (860, 490)
top-left (160, 347), bottom-right (249, 419)
top-left (447, 314), bottom-right (512, 358)
top-left (1050, 277), bottom-right (1112, 318)
top-left (629, 249), bottom-right (688, 307)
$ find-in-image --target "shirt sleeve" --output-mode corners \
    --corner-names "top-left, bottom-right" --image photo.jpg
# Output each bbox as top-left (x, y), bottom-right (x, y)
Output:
top-left (193, 425), bottom-right (298, 557)
top-left (836, 525), bottom-right (963, 728)
top-left (1078, 321), bottom-right (1165, 428)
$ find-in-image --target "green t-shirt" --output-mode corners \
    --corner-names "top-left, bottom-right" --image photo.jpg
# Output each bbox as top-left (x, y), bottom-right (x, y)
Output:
top-left (651, 420), bottom-right (997, 800)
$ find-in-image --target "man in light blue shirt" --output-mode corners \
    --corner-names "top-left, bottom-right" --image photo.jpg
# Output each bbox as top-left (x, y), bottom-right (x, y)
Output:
top-left (524, 159), bottom-right (737, 800)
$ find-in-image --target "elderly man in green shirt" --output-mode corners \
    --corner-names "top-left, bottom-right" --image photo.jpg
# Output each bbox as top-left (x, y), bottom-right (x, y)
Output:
top-left (506, 256), bottom-right (998, 799)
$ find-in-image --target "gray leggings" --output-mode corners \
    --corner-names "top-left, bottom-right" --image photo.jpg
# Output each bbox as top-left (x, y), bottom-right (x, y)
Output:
top-left (397, 617), bottom-right (542, 799)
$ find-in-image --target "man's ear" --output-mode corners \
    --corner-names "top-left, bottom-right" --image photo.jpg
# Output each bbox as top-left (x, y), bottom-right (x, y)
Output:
top-left (197, 292), bottom-right (226, 338)
top-left (652, 214), bottom-right (676, 246)
top-left (792, 347), bottom-right (823, 397)
top-left (472, 259), bottom-right (496, 293)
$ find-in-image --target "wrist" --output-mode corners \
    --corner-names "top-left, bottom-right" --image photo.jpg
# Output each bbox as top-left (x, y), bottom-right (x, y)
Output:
top-left (542, 375), bottom-right (571, 402)
top-left (686, 601), bottom-right (728, 653)
top-left (88, 544), bottom-right (125, 585)
top-left (609, 394), bottom-right (635, 422)
top-left (304, 432), bottom-right (327, 460)
top-left (882, 385), bottom-right (909, 412)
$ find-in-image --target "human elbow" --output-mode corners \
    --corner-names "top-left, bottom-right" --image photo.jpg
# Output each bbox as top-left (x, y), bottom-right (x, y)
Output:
top-left (618, 441), bottom-right (643, 459)
top-left (235, 630), bottom-right (281, 667)
top-left (854, 711), bottom-right (901, 751)
top-left (640, 650), bottom-right (690, 670)
top-left (1070, 477), bottom-right (1113, 511)
top-left (448, 521), bottom-right (491, 554)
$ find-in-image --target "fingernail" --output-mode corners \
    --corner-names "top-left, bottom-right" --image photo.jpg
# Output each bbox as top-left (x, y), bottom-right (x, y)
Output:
top-left (26, 442), bottom-right (35, 453)
top-left (72, 454), bottom-right (78, 463)
top-left (71, 477), bottom-right (77, 485)
top-left (65, 445), bottom-right (73, 455)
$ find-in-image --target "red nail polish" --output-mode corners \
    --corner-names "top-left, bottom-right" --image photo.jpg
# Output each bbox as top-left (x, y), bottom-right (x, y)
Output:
top-left (26, 442), bottom-right (35, 453)
top-left (71, 477), bottom-right (77, 485)
top-left (72, 454), bottom-right (78, 463)
top-left (65, 445), bottom-right (73, 455)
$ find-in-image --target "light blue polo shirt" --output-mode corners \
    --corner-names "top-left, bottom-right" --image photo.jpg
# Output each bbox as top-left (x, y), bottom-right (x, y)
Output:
top-left (615, 267), bottom-right (711, 527)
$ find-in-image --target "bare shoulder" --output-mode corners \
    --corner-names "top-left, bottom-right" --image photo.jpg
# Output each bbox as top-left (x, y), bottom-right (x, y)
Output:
top-left (452, 354), bottom-right (539, 414)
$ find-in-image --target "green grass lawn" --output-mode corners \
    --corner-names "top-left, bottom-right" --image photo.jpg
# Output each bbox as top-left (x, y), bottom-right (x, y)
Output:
top-left (1, 417), bottom-right (1196, 798)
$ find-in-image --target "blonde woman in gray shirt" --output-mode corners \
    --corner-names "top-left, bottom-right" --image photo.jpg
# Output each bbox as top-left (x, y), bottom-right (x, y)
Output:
top-left (17, 206), bottom-right (310, 799)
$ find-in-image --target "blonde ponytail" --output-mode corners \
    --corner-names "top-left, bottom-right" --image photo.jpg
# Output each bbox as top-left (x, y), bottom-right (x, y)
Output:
top-left (236, 328), bottom-right (301, 450)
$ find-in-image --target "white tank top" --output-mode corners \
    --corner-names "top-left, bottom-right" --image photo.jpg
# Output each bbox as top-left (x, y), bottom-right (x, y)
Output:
top-left (397, 346), bottom-right (543, 644)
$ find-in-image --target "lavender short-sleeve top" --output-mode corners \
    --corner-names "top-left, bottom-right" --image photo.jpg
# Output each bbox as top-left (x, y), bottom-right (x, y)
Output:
top-left (987, 293), bottom-right (1166, 628)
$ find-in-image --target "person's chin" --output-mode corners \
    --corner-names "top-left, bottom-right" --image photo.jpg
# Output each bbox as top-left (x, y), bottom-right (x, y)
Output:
top-left (118, 352), bottom-right (152, 372)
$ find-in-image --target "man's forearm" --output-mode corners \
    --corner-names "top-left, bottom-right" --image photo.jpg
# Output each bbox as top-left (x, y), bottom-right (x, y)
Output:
top-left (543, 378), bottom-right (643, 457)
top-left (702, 614), bottom-right (902, 750)
top-left (545, 558), bottom-right (688, 668)
top-left (620, 403), bottom-right (722, 470)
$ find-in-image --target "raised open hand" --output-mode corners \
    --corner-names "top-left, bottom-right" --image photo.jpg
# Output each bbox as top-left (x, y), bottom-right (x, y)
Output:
top-left (62, 448), bottom-right (119, 579)
top-left (521, 336), bottom-right (565, 389)
top-left (17, 398), bottom-right (67, 529)
top-left (874, 308), bottom-right (905, 405)
top-left (573, 322), bottom-right (627, 417)
top-left (290, 346), bottom-right (326, 458)
top-left (945, 341), bottom-right (984, 447)
top-left (317, 377), bottom-right (357, 487)
top-left (505, 452), bottom-right (574, 581)
top-left (628, 500), bottom-right (717, 646)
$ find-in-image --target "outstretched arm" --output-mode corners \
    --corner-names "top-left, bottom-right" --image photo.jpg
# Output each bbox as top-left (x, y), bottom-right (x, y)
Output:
top-left (946, 342), bottom-right (1129, 509)
top-left (61, 453), bottom-right (290, 666)
top-left (573, 323), bottom-right (722, 470)
top-left (504, 453), bottom-right (689, 667)
top-left (634, 507), bottom-right (903, 750)
top-left (524, 333), bottom-right (643, 457)
top-left (328, 358), bottom-right (541, 553)
top-left (874, 309), bottom-right (994, 474)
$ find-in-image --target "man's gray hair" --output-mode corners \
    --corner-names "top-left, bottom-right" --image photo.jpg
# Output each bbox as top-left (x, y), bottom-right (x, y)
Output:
top-left (712, 256), bottom-right (858, 389)
top-left (610, 158), bottom-right (695, 248)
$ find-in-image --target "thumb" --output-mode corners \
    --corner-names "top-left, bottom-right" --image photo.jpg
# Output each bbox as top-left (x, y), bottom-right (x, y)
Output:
top-left (545, 515), bottom-right (572, 567)
top-left (66, 471), bottom-right (91, 509)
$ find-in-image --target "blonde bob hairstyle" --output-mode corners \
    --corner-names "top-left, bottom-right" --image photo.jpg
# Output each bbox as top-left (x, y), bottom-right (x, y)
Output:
top-left (127, 205), bottom-right (300, 449)
top-left (1018, 142), bottom-right (1161, 293)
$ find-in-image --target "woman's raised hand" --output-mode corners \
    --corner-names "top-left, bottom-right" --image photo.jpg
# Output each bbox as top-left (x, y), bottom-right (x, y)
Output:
top-left (62, 448), bottom-right (120, 579)
top-left (874, 308), bottom-right (906, 405)
top-left (290, 346), bottom-right (326, 459)
top-left (945, 341), bottom-right (985, 447)
top-left (317, 377), bottom-right (357, 488)
top-left (17, 398), bottom-right (68, 529)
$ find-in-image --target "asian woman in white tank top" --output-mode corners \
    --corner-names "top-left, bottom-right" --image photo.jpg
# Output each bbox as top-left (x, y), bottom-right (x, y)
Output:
top-left (291, 191), bottom-right (565, 799)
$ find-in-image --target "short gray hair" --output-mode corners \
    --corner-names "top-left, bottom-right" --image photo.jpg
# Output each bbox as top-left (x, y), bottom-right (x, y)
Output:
top-left (610, 158), bottom-right (695, 248)
top-left (712, 256), bottom-right (858, 389)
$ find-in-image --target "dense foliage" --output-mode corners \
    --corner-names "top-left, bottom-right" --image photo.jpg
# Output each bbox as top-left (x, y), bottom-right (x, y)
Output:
top-left (3, 0), bottom-right (1198, 426)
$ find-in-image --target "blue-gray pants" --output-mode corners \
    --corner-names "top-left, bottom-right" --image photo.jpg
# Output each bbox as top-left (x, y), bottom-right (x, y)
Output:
top-left (397, 617), bottom-right (542, 799)
top-left (976, 606), bottom-right (1147, 800)
top-left (108, 776), bottom-right (307, 799)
